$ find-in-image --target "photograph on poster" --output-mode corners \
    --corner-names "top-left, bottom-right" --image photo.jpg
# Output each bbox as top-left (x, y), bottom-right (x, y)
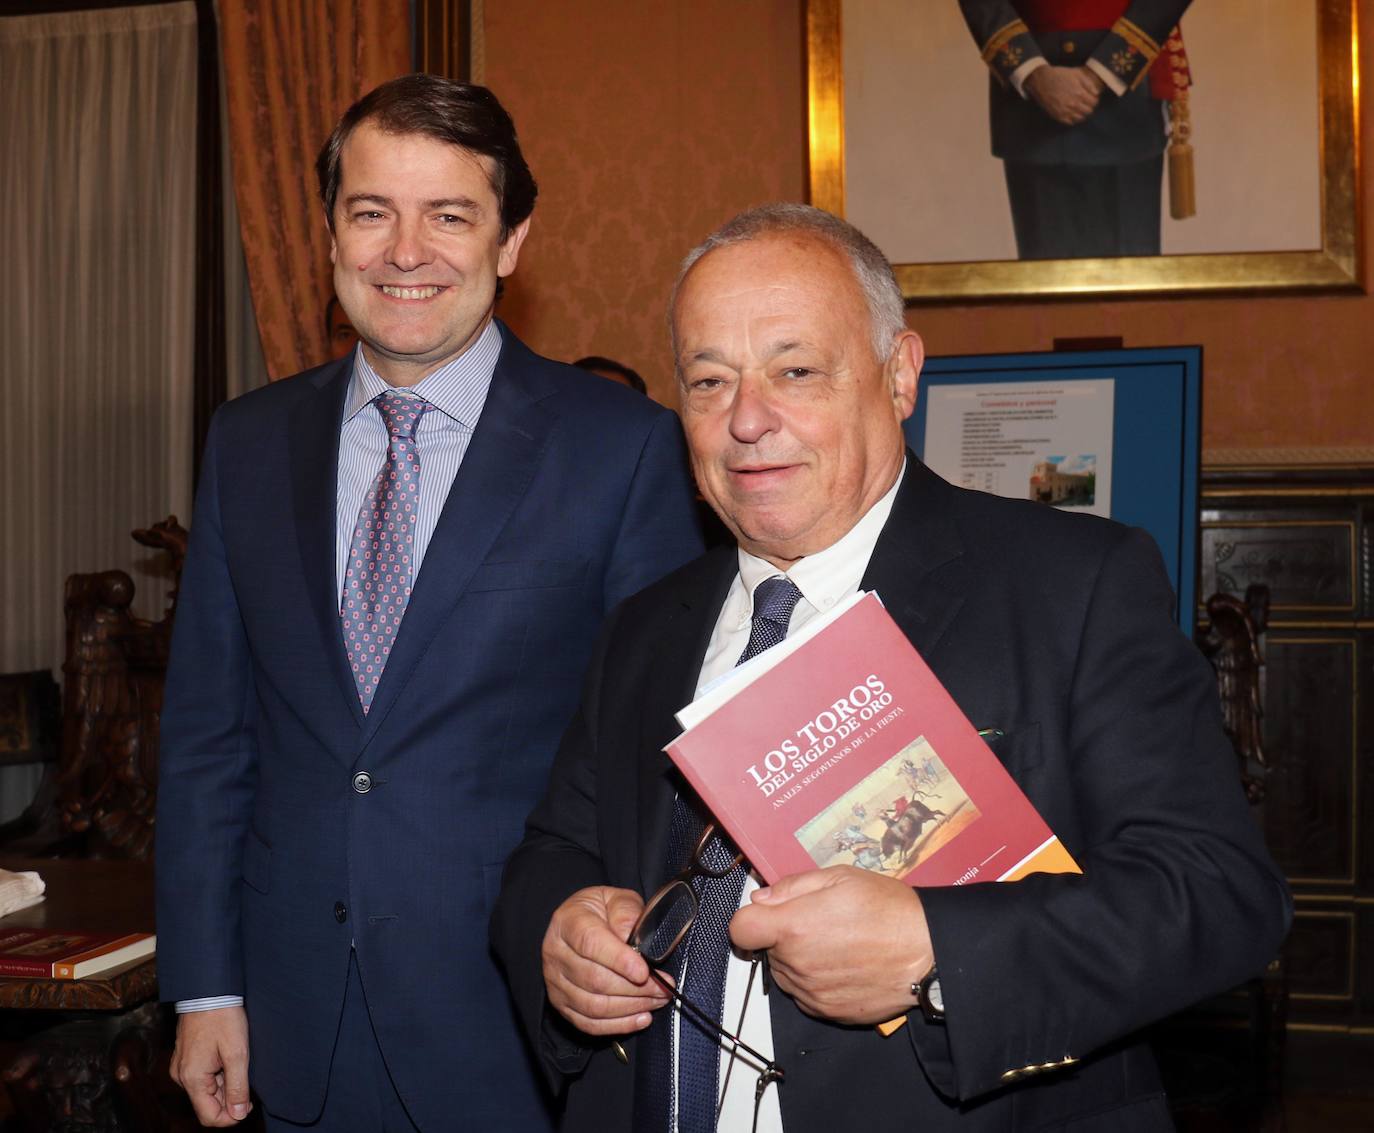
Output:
top-left (921, 378), bottom-right (1115, 519)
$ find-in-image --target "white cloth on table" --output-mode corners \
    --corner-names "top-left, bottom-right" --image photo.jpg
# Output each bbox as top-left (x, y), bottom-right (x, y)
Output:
top-left (0, 868), bottom-right (45, 917)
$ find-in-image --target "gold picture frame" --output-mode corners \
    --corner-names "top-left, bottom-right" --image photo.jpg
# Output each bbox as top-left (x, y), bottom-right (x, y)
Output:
top-left (806, 0), bottom-right (1362, 301)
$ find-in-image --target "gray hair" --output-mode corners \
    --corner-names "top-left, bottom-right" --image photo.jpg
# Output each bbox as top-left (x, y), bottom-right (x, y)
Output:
top-left (669, 203), bottom-right (907, 360)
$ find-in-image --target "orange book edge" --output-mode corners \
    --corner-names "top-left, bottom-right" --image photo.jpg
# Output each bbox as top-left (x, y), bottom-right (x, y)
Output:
top-left (51, 933), bottom-right (155, 980)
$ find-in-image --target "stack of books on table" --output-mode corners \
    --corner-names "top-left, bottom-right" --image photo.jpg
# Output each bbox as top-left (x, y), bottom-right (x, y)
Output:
top-left (0, 929), bottom-right (155, 980)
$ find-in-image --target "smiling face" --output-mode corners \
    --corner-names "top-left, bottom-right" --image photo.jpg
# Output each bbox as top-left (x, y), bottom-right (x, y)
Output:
top-left (673, 234), bottom-right (923, 568)
top-left (329, 122), bottom-right (530, 386)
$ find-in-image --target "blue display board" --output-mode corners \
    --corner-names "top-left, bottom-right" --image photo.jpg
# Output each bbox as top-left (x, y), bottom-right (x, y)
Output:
top-left (905, 347), bottom-right (1202, 635)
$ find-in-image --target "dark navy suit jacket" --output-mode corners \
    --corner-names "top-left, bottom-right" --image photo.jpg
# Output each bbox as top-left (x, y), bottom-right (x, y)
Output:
top-left (156, 323), bottom-right (703, 1130)
top-left (492, 459), bottom-right (1290, 1131)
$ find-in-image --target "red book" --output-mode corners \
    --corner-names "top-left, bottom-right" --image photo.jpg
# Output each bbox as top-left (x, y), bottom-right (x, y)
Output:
top-left (0, 929), bottom-right (155, 980)
top-left (667, 592), bottom-right (1079, 888)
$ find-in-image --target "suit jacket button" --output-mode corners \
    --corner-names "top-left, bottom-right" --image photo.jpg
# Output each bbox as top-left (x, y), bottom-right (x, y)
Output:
top-left (334, 901), bottom-right (347, 923)
top-left (1063, 40), bottom-right (1076, 53)
top-left (352, 771), bottom-right (372, 794)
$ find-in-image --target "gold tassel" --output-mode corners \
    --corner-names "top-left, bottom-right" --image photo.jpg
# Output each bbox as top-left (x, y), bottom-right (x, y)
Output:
top-left (1168, 91), bottom-right (1196, 220)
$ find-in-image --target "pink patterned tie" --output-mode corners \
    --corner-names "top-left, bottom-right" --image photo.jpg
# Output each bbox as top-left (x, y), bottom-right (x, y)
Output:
top-left (341, 391), bottom-right (428, 713)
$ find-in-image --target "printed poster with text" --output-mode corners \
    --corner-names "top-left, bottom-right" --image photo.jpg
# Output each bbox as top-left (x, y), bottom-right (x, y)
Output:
top-left (923, 379), bottom-right (1115, 518)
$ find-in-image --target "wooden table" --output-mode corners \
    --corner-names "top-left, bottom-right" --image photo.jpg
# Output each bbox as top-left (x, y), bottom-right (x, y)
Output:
top-left (0, 858), bottom-right (164, 1132)
top-left (0, 857), bottom-right (156, 1011)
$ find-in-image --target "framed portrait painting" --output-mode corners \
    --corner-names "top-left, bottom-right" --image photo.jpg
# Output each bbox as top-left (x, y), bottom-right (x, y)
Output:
top-left (807, 0), bottom-right (1361, 300)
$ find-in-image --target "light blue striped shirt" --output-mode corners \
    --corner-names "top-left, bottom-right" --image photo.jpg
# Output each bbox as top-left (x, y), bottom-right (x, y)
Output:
top-left (176, 320), bottom-right (503, 1016)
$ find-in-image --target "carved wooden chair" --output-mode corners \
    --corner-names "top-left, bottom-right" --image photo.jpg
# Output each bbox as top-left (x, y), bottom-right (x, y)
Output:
top-left (1200, 585), bottom-right (1272, 805)
top-left (0, 518), bottom-right (187, 863)
top-left (1198, 584), bottom-right (1288, 1123)
top-left (0, 670), bottom-right (62, 844)
top-left (1161, 583), bottom-right (1287, 1132)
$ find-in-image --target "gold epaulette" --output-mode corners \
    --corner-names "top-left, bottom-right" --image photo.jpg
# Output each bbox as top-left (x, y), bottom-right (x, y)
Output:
top-left (1110, 18), bottom-right (1163, 90)
top-left (982, 18), bottom-right (1029, 62)
top-left (981, 19), bottom-right (1034, 84)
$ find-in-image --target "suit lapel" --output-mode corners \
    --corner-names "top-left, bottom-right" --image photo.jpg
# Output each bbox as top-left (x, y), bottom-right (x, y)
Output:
top-left (287, 359), bottom-right (365, 729)
top-left (634, 548), bottom-right (737, 896)
top-left (359, 327), bottom-right (557, 744)
top-left (860, 458), bottom-right (967, 664)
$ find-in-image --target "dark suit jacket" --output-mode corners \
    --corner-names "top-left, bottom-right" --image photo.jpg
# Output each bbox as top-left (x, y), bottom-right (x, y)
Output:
top-left (155, 323), bottom-right (704, 1131)
top-left (492, 459), bottom-right (1291, 1132)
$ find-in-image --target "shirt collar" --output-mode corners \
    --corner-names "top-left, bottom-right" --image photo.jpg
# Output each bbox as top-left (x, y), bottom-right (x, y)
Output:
top-left (736, 458), bottom-right (907, 616)
top-left (341, 319), bottom-right (503, 427)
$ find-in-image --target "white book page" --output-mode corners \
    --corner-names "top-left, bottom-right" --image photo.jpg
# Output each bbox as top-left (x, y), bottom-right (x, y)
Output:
top-left (672, 589), bottom-right (877, 735)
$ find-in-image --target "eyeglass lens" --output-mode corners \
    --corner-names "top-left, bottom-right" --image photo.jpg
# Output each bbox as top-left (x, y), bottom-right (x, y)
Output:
top-left (632, 880), bottom-right (697, 965)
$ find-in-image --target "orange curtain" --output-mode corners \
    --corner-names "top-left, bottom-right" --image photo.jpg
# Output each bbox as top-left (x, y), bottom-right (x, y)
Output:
top-left (220, 2), bottom-right (410, 380)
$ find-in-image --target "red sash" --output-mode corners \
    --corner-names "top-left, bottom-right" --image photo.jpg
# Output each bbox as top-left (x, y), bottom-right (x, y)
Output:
top-left (1016, 0), bottom-right (1128, 34)
top-left (1015, 1), bottom-right (1190, 100)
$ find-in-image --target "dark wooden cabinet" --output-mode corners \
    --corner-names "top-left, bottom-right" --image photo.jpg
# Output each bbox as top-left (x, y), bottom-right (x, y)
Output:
top-left (1201, 466), bottom-right (1374, 1037)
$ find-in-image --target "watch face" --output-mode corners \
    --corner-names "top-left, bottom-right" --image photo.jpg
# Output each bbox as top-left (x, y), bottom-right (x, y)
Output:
top-left (925, 976), bottom-right (944, 1015)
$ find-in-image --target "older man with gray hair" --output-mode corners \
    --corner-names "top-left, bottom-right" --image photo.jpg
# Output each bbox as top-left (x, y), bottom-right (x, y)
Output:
top-left (493, 203), bottom-right (1289, 1132)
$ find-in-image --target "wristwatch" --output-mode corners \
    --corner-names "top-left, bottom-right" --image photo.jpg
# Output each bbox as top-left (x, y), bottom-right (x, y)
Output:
top-left (912, 965), bottom-right (945, 1023)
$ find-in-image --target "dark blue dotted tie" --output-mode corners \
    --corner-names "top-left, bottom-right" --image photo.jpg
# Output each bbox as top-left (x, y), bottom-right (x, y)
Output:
top-left (635, 575), bottom-right (804, 1133)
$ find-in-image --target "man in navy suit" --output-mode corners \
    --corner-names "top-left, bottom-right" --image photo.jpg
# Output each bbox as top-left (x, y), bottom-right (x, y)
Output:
top-left (156, 75), bottom-right (702, 1131)
top-left (492, 204), bottom-right (1289, 1130)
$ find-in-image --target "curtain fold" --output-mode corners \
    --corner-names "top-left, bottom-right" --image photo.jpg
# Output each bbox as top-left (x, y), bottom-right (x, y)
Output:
top-left (0, 4), bottom-right (199, 818)
top-left (218, 1), bottom-right (410, 380)
top-left (219, 25), bottom-right (271, 401)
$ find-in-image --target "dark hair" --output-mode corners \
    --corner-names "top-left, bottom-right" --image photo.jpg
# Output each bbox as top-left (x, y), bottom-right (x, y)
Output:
top-left (316, 73), bottom-right (537, 238)
top-left (574, 355), bottom-right (647, 395)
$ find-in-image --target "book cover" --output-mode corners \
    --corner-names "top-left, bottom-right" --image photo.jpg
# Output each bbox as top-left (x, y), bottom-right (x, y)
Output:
top-left (666, 592), bottom-right (1079, 889)
top-left (0, 929), bottom-right (155, 980)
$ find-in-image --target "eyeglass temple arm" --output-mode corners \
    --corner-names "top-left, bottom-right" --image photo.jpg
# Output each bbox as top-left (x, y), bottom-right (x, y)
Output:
top-left (645, 965), bottom-right (784, 1080)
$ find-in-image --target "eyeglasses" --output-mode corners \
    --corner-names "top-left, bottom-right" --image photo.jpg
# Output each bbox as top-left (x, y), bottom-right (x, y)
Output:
top-left (627, 822), bottom-right (785, 1125)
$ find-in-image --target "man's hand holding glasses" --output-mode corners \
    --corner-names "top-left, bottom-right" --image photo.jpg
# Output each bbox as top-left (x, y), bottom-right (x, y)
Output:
top-left (541, 886), bottom-right (669, 1037)
top-left (540, 832), bottom-right (932, 1131)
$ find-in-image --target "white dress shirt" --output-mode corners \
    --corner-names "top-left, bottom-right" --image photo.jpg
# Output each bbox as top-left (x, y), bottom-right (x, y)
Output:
top-left (675, 462), bottom-right (906, 1132)
top-left (1011, 53), bottom-right (1127, 98)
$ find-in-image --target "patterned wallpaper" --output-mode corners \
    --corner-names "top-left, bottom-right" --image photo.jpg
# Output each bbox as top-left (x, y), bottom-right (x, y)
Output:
top-left (483, 1), bottom-right (806, 408)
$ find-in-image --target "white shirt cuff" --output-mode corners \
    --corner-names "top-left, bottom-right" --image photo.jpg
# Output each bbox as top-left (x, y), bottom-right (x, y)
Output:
top-left (176, 995), bottom-right (244, 1013)
top-left (1010, 57), bottom-right (1047, 98)
top-left (1086, 57), bottom-right (1127, 96)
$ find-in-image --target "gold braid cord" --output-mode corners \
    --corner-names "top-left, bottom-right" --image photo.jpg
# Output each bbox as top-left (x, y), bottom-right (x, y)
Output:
top-left (1164, 27), bottom-right (1195, 219)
